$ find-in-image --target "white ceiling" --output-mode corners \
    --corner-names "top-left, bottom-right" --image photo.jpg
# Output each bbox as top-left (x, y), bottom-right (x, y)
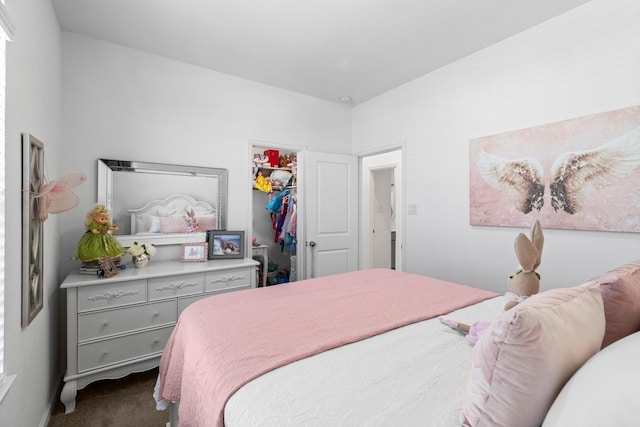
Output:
top-left (51, 0), bottom-right (591, 106)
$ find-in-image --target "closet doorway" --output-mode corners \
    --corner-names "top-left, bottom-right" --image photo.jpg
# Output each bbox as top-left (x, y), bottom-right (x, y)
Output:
top-left (249, 143), bottom-right (359, 283)
top-left (360, 149), bottom-right (403, 272)
top-left (250, 143), bottom-right (301, 286)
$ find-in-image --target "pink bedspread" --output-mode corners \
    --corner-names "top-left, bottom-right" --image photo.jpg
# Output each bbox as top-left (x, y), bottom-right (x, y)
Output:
top-left (158, 268), bottom-right (495, 427)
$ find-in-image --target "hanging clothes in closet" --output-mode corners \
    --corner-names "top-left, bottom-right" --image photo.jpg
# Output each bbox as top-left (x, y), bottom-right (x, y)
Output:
top-left (278, 191), bottom-right (296, 255)
top-left (266, 189), bottom-right (287, 229)
top-left (266, 189), bottom-right (296, 255)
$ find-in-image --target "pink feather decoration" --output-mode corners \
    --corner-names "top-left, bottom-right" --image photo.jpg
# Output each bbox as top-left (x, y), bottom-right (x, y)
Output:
top-left (35, 172), bottom-right (86, 221)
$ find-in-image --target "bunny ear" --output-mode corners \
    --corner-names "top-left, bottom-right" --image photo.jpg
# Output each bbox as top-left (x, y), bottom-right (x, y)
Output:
top-left (529, 220), bottom-right (544, 269)
top-left (514, 233), bottom-right (539, 273)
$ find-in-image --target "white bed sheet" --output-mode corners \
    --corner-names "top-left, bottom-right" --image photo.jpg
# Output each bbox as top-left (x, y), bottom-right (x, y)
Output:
top-left (224, 295), bottom-right (506, 427)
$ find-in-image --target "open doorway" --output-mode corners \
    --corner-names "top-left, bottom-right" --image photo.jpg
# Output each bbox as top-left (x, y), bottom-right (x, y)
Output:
top-left (250, 143), bottom-right (300, 286)
top-left (360, 149), bottom-right (403, 271)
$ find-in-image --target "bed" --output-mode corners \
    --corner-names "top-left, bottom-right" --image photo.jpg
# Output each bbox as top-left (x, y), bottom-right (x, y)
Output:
top-left (155, 263), bottom-right (640, 427)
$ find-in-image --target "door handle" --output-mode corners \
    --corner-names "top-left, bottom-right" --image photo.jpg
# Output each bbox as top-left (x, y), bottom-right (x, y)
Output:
top-left (307, 241), bottom-right (316, 278)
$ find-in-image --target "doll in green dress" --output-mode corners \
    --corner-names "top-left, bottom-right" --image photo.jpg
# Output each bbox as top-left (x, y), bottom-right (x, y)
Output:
top-left (75, 204), bottom-right (124, 261)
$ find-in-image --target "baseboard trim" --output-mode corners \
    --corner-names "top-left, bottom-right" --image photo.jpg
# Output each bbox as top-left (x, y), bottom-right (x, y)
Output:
top-left (40, 370), bottom-right (65, 427)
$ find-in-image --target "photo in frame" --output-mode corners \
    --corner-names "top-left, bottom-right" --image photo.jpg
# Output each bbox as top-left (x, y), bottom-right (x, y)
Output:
top-left (180, 242), bottom-right (208, 262)
top-left (98, 257), bottom-right (118, 277)
top-left (21, 133), bottom-right (44, 327)
top-left (206, 230), bottom-right (245, 260)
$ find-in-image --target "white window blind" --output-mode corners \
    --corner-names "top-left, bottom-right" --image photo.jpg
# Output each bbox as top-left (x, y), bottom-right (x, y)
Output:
top-left (0, 0), bottom-right (15, 401)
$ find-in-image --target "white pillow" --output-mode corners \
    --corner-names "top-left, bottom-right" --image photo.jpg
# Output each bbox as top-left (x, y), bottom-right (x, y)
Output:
top-left (134, 214), bottom-right (151, 234)
top-left (148, 215), bottom-right (161, 233)
top-left (542, 331), bottom-right (640, 427)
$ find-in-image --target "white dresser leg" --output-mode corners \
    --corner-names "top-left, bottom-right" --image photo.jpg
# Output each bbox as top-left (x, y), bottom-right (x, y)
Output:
top-left (60, 379), bottom-right (77, 414)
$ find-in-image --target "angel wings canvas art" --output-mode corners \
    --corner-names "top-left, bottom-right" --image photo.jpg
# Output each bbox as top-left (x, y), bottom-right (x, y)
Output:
top-left (469, 105), bottom-right (640, 232)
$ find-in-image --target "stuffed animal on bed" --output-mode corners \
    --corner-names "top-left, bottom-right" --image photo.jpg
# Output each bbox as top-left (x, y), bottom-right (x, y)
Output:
top-left (504, 219), bottom-right (544, 310)
top-left (440, 220), bottom-right (544, 343)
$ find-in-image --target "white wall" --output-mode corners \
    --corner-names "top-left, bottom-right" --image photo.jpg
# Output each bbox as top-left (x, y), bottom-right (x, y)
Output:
top-left (58, 33), bottom-right (352, 279)
top-left (1, 1), bottom-right (63, 426)
top-left (352, 0), bottom-right (640, 293)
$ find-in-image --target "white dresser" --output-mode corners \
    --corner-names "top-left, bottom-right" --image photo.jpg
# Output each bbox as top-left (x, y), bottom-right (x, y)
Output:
top-left (60, 258), bottom-right (259, 413)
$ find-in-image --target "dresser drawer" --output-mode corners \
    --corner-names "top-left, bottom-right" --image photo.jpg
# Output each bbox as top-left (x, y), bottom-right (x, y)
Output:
top-left (77, 280), bottom-right (147, 312)
top-left (77, 326), bottom-right (174, 372)
top-left (205, 267), bottom-right (251, 292)
top-left (177, 294), bottom-right (209, 316)
top-left (148, 273), bottom-right (204, 301)
top-left (78, 300), bottom-right (177, 342)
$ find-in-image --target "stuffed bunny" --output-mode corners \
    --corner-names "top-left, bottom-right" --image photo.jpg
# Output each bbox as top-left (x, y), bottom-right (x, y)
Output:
top-left (440, 220), bottom-right (544, 343)
top-left (504, 219), bottom-right (544, 310)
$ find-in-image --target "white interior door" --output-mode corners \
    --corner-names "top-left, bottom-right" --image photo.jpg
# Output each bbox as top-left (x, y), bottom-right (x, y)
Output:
top-left (299, 151), bottom-right (358, 279)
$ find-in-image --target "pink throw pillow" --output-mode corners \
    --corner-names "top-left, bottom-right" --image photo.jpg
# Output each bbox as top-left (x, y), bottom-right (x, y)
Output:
top-left (196, 216), bottom-right (217, 231)
top-left (462, 281), bottom-right (605, 427)
top-left (160, 216), bottom-right (189, 233)
top-left (595, 262), bottom-right (640, 348)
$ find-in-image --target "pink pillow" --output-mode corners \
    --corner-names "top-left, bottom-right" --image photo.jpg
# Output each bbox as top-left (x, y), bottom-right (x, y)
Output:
top-left (196, 216), bottom-right (217, 231)
top-left (595, 262), bottom-right (640, 348)
top-left (463, 281), bottom-right (605, 427)
top-left (160, 216), bottom-right (189, 233)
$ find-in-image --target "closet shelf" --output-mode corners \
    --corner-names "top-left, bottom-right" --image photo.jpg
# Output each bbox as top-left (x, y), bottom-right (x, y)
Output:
top-left (255, 166), bottom-right (292, 172)
top-left (252, 185), bottom-right (295, 192)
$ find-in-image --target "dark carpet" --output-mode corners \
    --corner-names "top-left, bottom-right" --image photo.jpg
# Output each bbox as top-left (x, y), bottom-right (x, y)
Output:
top-left (48, 368), bottom-right (169, 427)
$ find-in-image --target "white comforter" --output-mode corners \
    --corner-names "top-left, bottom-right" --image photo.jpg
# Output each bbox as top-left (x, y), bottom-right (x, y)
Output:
top-left (224, 296), bottom-right (506, 427)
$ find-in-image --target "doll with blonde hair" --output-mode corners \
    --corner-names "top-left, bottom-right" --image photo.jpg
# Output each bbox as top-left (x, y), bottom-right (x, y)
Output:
top-left (75, 204), bottom-right (125, 261)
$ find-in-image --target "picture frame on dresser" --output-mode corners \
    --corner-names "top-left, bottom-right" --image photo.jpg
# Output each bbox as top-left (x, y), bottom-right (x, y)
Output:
top-left (97, 257), bottom-right (118, 277)
top-left (181, 242), bottom-right (208, 262)
top-left (206, 230), bottom-right (245, 260)
top-left (21, 133), bottom-right (45, 327)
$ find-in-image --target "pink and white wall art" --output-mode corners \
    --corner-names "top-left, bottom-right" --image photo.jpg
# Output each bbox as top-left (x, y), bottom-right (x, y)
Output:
top-left (469, 105), bottom-right (640, 232)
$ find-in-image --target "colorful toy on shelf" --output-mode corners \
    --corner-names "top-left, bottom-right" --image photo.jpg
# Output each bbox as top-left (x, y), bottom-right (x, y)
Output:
top-left (254, 169), bottom-right (273, 194)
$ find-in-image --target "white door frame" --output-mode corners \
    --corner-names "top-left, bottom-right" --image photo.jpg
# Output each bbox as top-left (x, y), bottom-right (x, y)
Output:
top-left (358, 147), bottom-right (404, 272)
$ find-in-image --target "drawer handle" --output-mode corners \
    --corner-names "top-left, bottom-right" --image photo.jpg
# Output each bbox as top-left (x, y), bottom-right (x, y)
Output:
top-left (210, 274), bottom-right (245, 285)
top-left (87, 290), bottom-right (139, 302)
top-left (102, 351), bottom-right (109, 357)
top-left (156, 282), bottom-right (198, 292)
top-left (101, 321), bottom-right (109, 328)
